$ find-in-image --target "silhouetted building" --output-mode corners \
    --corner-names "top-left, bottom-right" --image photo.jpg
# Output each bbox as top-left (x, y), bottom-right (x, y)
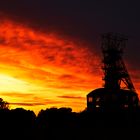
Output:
top-left (87, 33), bottom-right (139, 111)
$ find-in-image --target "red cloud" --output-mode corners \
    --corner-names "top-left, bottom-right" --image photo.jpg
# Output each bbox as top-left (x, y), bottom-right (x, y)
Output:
top-left (0, 17), bottom-right (139, 114)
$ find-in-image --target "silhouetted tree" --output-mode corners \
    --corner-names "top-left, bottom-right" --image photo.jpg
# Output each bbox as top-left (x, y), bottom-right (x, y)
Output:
top-left (8, 108), bottom-right (36, 140)
top-left (35, 107), bottom-right (79, 139)
top-left (0, 98), bottom-right (9, 109)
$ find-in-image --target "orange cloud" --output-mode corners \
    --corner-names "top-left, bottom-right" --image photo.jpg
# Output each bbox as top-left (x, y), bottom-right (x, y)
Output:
top-left (10, 103), bottom-right (46, 106)
top-left (58, 95), bottom-right (85, 99)
top-left (0, 18), bottom-right (102, 114)
top-left (0, 18), bottom-right (139, 115)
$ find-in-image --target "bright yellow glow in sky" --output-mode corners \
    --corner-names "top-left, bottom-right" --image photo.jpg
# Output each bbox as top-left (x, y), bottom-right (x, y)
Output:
top-left (0, 19), bottom-right (139, 115)
top-left (0, 74), bottom-right (31, 92)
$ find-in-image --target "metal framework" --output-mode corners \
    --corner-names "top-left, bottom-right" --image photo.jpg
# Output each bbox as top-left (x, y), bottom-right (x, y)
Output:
top-left (101, 33), bottom-right (135, 92)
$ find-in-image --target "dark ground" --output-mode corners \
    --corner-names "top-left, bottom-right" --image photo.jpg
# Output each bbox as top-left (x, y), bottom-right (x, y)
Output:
top-left (0, 107), bottom-right (140, 140)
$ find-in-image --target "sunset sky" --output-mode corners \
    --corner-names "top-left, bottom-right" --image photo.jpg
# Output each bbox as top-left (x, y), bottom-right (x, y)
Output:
top-left (0, 0), bottom-right (140, 114)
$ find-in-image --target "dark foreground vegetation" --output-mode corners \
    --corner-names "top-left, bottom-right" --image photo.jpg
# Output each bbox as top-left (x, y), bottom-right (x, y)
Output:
top-left (0, 108), bottom-right (140, 140)
top-left (0, 99), bottom-right (140, 140)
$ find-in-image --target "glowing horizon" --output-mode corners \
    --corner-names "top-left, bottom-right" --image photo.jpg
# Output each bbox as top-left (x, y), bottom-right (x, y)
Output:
top-left (0, 19), bottom-right (102, 114)
top-left (0, 18), bottom-right (139, 115)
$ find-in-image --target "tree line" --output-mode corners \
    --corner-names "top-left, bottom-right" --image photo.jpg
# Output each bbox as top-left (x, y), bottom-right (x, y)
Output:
top-left (0, 98), bottom-right (139, 140)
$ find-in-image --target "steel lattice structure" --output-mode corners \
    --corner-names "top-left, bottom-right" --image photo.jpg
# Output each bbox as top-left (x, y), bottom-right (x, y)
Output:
top-left (101, 33), bottom-right (135, 92)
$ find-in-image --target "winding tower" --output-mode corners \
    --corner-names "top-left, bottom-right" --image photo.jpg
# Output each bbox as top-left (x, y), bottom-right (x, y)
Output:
top-left (87, 33), bottom-right (139, 111)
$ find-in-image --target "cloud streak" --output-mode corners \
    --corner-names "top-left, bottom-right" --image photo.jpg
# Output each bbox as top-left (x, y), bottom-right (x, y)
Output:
top-left (10, 102), bottom-right (45, 106)
top-left (0, 16), bottom-right (139, 114)
top-left (58, 95), bottom-right (85, 100)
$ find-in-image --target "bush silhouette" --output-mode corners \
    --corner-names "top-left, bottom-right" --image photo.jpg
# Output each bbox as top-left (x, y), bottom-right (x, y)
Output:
top-left (0, 105), bottom-right (140, 139)
top-left (0, 98), bottom-right (9, 109)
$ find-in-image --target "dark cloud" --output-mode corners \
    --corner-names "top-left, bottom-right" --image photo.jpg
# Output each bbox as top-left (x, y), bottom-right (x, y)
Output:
top-left (0, 1), bottom-right (140, 40)
top-left (10, 102), bottom-right (45, 106)
top-left (58, 95), bottom-right (85, 100)
top-left (8, 96), bottom-right (65, 107)
top-left (59, 74), bottom-right (76, 80)
top-left (0, 0), bottom-right (140, 69)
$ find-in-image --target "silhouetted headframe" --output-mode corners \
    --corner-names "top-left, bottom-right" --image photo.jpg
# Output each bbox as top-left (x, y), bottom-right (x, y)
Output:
top-left (87, 33), bottom-right (139, 111)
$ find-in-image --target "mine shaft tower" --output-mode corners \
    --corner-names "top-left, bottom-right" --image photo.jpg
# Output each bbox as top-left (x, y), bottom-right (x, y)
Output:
top-left (87, 33), bottom-right (139, 111)
top-left (102, 33), bottom-right (135, 91)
